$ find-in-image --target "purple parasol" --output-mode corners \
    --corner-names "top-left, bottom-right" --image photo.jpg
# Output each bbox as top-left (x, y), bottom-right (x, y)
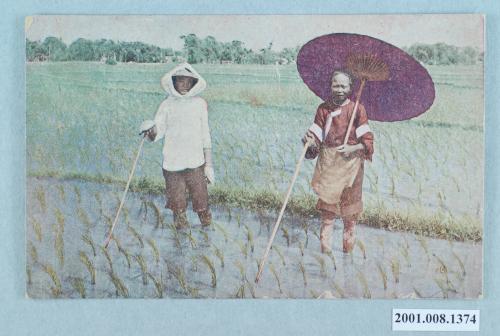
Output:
top-left (297, 33), bottom-right (435, 122)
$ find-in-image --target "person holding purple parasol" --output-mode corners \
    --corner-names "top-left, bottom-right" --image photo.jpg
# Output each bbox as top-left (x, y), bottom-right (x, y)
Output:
top-left (297, 33), bottom-right (435, 255)
top-left (256, 34), bottom-right (434, 281)
top-left (303, 70), bottom-right (374, 254)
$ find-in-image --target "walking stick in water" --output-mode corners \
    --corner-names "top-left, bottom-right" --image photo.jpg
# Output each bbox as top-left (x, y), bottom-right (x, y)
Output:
top-left (255, 140), bottom-right (312, 283)
top-left (103, 135), bottom-right (146, 248)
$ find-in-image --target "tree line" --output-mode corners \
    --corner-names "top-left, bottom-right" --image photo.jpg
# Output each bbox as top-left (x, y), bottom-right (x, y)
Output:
top-left (26, 34), bottom-right (482, 66)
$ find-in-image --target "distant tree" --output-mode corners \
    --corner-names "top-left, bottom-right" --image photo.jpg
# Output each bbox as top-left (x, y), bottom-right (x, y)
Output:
top-left (201, 36), bottom-right (221, 63)
top-left (68, 38), bottom-right (96, 61)
top-left (256, 42), bottom-right (277, 65)
top-left (42, 37), bottom-right (67, 61)
top-left (26, 39), bottom-right (47, 61)
top-left (462, 46), bottom-right (478, 65)
top-left (407, 42), bottom-right (480, 65)
top-left (279, 45), bottom-right (300, 63)
top-left (180, 34), bottom-right (204, 64)
top-left (27, 36), bottom-right (481, 66)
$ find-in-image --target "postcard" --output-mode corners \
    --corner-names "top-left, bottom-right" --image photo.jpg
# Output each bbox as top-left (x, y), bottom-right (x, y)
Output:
top-left (25, 14), bottom-right (484, 299)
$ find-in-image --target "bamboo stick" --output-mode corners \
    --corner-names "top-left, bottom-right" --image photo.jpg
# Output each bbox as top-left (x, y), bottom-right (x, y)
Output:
top-left (104, 136), bottom-right (146, 248)
top-left (255, 140), bottom-right (311, 283)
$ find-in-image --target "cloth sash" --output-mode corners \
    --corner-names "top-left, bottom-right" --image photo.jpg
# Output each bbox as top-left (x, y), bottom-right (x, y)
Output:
top-left (311, 145), bottom-right (362, 204)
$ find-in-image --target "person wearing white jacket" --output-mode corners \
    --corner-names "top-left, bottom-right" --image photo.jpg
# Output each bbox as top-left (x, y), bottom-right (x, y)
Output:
top-left (140, 63), bottom-right (214, 228)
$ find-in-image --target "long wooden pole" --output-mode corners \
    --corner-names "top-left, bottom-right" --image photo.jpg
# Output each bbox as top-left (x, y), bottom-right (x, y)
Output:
top-left (103, 136), bottom-right (146, 248)
top-left (343, 78), bottom-right (366, 146)
top-left (255, 140), bottom-right (311, 283)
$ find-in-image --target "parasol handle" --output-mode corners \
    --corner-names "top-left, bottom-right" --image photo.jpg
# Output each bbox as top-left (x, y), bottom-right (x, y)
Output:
top-left (343, 78), bottom-right (366, 146)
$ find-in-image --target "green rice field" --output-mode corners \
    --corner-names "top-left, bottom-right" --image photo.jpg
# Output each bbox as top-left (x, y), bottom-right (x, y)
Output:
top-left (26, 62), bottom-right (483, 298)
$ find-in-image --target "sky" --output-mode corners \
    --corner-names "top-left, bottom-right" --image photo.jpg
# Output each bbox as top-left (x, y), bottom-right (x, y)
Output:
top-left (25, 14), bottom-right (484, 51)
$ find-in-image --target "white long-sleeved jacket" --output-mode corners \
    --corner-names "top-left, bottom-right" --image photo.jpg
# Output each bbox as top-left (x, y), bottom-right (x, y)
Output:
top-left (153, 63), bottom-right (211, 171)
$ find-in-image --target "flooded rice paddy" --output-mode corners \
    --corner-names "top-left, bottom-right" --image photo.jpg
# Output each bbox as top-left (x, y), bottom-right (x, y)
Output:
top-left (26, 177), bottom-right (482, 299)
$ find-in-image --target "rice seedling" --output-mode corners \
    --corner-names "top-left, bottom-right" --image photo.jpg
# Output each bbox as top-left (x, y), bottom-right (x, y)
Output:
top-left (76, 207), bottom-right (92, 229)
top-left (313, 254), bottom-right (327, 278)
top-left (54, 208), bottom-right (65, 233)
top-left (400, 245), bottom-right (411, 267)
top-left (325, 251), bottom-right (337, 271)
top-left (357, 271), bottom-right (372, 298)
top-left (26, 265), bottom-right (32, 285)
top-left (376, 262), bottom-right (388, 290)
top-left (146, 201), bottom-right (163, 229)
top-left (73, 185), bottom-right (81, 204)
top-left (146, 238), bottom-right (160, 264)
top-left (452, 251), bottom-right (466, 278)
top-left (56, 184), bottom-right (66, 203)
top-left (30, 217), bottom-right (43, 242)
top-left (108, 271), bottom-right (129, 298)
top-left (103, 214), bottom-right (113, 230)
top-left (167, 223), bottom-right (182, 249)
top-left (234, 284), bottom-right (245, 298)
top-left (147, 272), bottom-right (164, 298)
top-left (214, 222), bottom-right (229, 243)
top-left (434, 277), bottom-right (449, 299)
top-left (79, 251), bottom-right (96, 285)
top-left (331, 281), bottom-right (346, 298)
top-left (355, 240), bottom-right (367, 260)
top-left (41, 263), bottom-right (62, 298)
top-left (94, 192), bottom-right (102, 210)
top-left (234, 260), bottom-right (246, 281)
top-left (134, 254), bottom-right (148, 285)
top-left (54, 229), bottom-right (64, 267)
top-left (311, 228), bottom-right (320, 242)
top-left (245, 278), bottom-right (257, 298)
top-left (28, 240), bottom-right (38, 264)
top-left (112, 236), bottom-right (131, 268)
top-left (244, 224), bottom-right (254, 253)
top-left (298, 261), bottom-right (307, 287)
top-left (186, 230), bottom-right (198, 249)
top-left (100, 246), bottom-right (114, 273)
top-left (269, 263), bottom-right (283, 294)
top-left (391, 258), bottom-right (400, 284)
top-left (81, 233), bottom-right (96, 257)
top-left (127, 225), bottom-right (144, 248)
top-left (212, 244), bottom-right (224, 268)
top-left (71, 277), bottom-right (86, 298)
top-left (415, 235), bottom-right (430, 261)
top-left (298, 241), bottom-right (305, 256)
top-left (236, 240), bottom-right (248, 258)
top-left (301, 222), bottom-right (309, 248)
top-left (307, 289), bottom-right (322, 299)
top-left (281, 226), bottom-right (290, 247)
top-left (114, 196), bottom-right (127, 217)
top-left (35, 186), bottom-right (47, 213)
top-left (199, 255), bottom-right (217, 288)
top-left (137, 198), bottom-right (148, 222)
top-left (272, 245), bottom-right (286, 266)
top-left (166, 262), bottom-right (190, 294)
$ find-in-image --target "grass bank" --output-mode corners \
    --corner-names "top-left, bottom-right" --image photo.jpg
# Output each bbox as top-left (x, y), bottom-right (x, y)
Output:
top-left (28, 171), bottom-right (482, 242)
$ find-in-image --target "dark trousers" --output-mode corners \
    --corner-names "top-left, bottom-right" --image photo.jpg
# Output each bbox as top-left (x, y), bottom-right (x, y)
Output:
top-left (162, 166), bottom-right (209, 213)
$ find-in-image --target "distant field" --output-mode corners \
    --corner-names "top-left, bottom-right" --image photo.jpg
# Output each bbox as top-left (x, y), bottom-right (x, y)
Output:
top-left (26, 62), bottom-right (484, 240)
